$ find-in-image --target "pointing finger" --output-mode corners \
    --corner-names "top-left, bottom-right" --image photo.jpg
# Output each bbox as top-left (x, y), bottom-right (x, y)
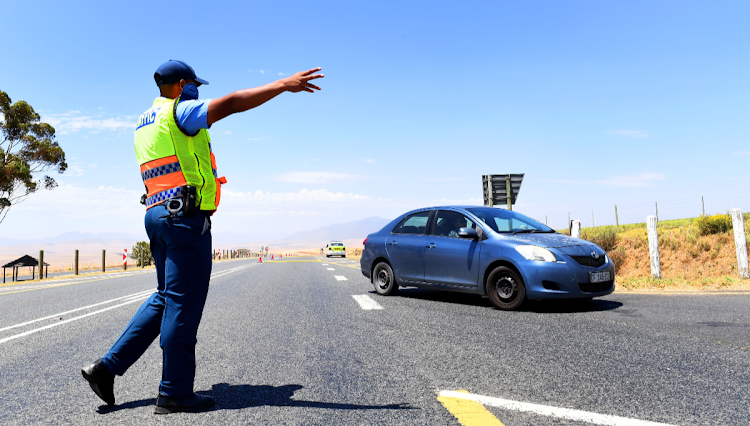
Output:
top-left (301, 67), bottom-right (322, 76)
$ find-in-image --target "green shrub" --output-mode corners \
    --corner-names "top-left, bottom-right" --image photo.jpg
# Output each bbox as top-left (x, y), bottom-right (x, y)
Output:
top-left (582, 226), bottom-right (618, 251)
top-left (696, 214), bottom-right (732, 236)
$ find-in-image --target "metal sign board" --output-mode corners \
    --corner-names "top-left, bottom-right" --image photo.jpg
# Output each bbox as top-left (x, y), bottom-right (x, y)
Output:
top-left (482, 174), bottom-right (524, 210)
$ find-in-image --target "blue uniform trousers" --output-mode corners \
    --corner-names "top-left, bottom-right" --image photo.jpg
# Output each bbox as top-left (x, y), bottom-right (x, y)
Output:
top-left (101, 204), bottom-right (212, 397)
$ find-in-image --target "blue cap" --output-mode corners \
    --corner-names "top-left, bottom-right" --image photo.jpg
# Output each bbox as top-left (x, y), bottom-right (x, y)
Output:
top-left (154, 60), bottom-right (209, 86)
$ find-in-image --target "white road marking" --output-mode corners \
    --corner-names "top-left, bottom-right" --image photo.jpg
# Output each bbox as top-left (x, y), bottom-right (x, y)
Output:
top-left (334, 275), bottom-right (348, 281)
top-left (0, 289), bottom-right (154, 334)
top-left (326, 268), bottom-right (335, 271)
top-left (352, 295), bottom-right (383, 310)
top-left (437, 391), bottom-right (675, 426)
top-left (0, 294), bottom-right (153, 345)
top-left (0, 261), bottom-right (260, 345)
top-left (322, 264), bottom-right (329, 265)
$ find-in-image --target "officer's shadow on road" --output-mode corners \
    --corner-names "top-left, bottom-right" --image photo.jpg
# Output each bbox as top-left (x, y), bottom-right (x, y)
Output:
top-left (97, 383), bottom-right (412, 414)
top-left (208, 383), bottom-right (412, 411)
top-left (391, 289), bottom-right (623, 313)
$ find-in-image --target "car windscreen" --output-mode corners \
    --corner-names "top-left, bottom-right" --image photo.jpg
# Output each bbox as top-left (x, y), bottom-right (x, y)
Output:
top-left (466, 208), bottom-right (554, 234)
top-left (330, 243), bottom-right (343, 247)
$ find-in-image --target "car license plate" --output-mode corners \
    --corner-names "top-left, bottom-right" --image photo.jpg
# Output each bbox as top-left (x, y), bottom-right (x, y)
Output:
top-left (590, 271), bottom-right (611, 283)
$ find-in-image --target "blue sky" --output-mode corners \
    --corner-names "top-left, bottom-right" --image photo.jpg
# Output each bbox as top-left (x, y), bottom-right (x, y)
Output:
top-left (1, 0), bottom-right (748, 243)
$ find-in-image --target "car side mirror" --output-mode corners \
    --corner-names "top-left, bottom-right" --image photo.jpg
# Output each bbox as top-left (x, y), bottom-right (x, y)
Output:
top-left (458, 227), bottom-right (478, 239)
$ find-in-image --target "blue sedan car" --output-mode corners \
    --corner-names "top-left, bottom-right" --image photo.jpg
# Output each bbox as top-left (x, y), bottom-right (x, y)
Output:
top-left (360, 206), bottom-right (615, 310)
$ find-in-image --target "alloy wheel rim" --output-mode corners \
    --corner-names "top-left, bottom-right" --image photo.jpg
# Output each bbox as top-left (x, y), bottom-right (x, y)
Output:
top-left (495, 276), bottom-right (517, 300)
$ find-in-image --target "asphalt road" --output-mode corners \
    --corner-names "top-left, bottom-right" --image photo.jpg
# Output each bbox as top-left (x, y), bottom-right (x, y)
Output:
top-left (0, 256), bottom-right (748, 425)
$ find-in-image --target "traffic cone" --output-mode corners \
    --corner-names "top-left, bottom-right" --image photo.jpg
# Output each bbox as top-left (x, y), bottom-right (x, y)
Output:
top-left (271, 254), bottom-right (274, 260)
top-left (258, 256), bottom-right (263, 263)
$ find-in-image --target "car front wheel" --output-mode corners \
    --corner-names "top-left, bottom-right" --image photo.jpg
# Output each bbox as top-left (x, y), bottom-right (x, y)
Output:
top-left (373, 262), bottom-right (398, 295)
top-left (486, 266), bottom-right (525, 310)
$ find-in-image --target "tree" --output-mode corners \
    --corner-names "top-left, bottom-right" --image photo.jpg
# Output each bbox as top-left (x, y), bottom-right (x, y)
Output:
top-left (131, 241), bottom-right (154, 267)
top-left (0, 90), bottom-right (67, 223)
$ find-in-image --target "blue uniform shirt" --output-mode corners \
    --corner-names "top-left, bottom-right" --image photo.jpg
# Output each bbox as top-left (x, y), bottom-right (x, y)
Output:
top-left (175, 99), bottom-right (212, 135)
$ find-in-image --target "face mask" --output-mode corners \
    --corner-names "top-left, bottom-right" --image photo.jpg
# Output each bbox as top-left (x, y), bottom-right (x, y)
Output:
top-left (180, 83), bottom-right (199, 100)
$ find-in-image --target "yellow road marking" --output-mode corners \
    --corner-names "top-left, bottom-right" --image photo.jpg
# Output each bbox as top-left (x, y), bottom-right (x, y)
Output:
top-left (437, 390), bottom-right (505, 426)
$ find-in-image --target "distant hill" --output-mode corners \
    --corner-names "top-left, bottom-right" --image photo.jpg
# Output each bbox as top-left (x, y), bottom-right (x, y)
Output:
top-left (270, 216), bottom-right (392, 250)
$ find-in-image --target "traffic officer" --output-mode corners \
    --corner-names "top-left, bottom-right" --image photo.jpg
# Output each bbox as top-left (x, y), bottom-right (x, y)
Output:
top-left (81, 60), bottom-right (323, 414)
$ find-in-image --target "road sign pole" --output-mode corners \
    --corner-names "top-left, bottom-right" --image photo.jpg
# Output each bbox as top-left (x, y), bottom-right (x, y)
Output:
top-left (505, 175), bottom-right (512, 211)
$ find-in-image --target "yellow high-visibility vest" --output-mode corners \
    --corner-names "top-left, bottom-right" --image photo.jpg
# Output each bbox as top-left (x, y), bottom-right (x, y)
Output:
top-left (134, 97), bottom-right (226, 211)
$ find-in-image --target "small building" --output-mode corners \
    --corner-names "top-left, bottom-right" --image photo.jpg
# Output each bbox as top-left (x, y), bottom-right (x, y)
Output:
top-left (2, 255), bottom-right (49, 283)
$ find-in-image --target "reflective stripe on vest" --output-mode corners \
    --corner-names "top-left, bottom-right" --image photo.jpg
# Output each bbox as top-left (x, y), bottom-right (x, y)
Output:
top-left (134, 97), bottom-right (226, 210)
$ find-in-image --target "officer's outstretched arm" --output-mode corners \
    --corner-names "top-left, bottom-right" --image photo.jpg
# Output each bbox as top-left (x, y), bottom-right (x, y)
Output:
top-left (206, 68), bottom-right (323, 126)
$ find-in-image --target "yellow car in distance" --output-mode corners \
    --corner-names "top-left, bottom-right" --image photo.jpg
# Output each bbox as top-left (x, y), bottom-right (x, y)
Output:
top-left (326, 241), bottom-right (346, 258)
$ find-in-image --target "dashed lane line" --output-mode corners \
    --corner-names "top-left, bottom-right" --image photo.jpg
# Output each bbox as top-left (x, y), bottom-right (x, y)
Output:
top-left (437, 391), bottom-right (675, 426)
top-left (334, 276), bottom-right (348, 281)
top-left (437, 390), bottom-right (505, 426)
top-left (351, 295), bottom-right (383, 310)
top-left (326, 268), bottom-right (335, 271)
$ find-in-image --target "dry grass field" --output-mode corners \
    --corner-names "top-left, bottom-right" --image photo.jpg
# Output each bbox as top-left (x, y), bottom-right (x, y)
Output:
top-left (576, 214), bottom-right (750, 291)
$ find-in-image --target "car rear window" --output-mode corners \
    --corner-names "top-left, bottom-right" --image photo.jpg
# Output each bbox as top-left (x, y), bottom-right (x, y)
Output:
top-left (392, 211), bottom-right (431, 235)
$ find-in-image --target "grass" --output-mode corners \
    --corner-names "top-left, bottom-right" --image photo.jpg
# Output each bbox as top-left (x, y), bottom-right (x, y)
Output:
top-left (570, 213), bottom-right (750, 291)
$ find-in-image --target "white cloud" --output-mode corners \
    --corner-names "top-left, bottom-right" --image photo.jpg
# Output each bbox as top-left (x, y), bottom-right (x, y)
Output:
top-left (363, 159), bottom-right (375, 164)
top-left (608, 129), bottom-right (651, 138)
top-left (277, 72), bottom-right (289, 76)
top-left (541, 172), bottom-right (666, 188)
top-left (223, 130), bottom-right (232, 135)
top-left (66, 165), bottom-right (85, 176)
top-left (224, 188), bottom-right (370, 203)
top-left (734, 151), bottom-right (750, 156)
top-left (274, 171), bottom-right (365, 184)
top-left (247, 137), bottom-right (265, 141)
top-left (41, 111), bottom-right (133, 134)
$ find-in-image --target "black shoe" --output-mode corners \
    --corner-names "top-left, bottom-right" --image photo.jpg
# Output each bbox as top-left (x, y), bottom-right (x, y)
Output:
top-left (81, 359), bottom-right (115, 406)
top-left (154, 392), bottom-right (216, 414)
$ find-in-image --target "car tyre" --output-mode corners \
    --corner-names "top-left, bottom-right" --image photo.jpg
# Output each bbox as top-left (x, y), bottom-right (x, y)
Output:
top-left (373, 262), bottom-right (398, 296)
top-left (486, 266), bottom-right (525, 310)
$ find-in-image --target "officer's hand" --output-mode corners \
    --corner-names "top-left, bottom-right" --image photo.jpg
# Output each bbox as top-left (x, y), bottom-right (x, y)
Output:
top-left (282, 68), bottom-right (324, 93)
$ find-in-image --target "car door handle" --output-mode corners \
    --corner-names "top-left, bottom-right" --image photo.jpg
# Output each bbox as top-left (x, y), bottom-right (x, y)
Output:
top-left (388, 241), bottom-right (398, 246)
top-left (426, 243), bottom-right (436, 249)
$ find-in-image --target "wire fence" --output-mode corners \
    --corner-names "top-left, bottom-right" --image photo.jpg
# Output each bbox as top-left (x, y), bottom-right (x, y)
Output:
top-left (544, 191), bottom-right (750, 231)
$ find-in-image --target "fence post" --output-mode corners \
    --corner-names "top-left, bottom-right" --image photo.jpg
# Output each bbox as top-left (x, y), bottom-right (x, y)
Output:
top-left (39, 250), bottom-right (44, 280)
top-left (141, 249), bottom-right (145, 269)
top-left (655, 202), bottom-right (659, 223)
top-left (647, 215), bottom-right (661, 279)
top-left (74, 250), bottom-right (79, 275)
top-left (102, 250), bottom-right (106, 272)
top-left (615, 205), bottom-right (619, 232)
top-left (592, 210), bottom-right (595, 228)
top-left (731, 208), bottom-right (749, 279)
top-left (571, 220), bottom-right (581, 239)
top-left (702, 196), bottom-right (705, 216)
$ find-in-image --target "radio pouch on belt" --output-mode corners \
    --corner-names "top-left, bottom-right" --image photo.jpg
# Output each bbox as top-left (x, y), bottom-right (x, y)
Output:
top-left (183, 185), bottom-right (198, 218)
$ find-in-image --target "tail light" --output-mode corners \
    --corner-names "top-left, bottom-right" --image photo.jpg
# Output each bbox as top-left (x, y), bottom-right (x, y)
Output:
top-left (363, 238), bottom-right (368, 246)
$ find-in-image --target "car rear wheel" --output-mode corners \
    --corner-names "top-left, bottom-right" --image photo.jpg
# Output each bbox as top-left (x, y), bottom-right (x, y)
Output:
top-left (486, 266), bottom-right (525, 310)
top-left (373, 262), bottom-right (398, 295)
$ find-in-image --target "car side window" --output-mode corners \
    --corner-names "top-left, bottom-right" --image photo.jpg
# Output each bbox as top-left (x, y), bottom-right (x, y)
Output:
top-left (393, 211), bottom-right (431, 235)
top-left (432, 211), bottom-right (476, 238)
